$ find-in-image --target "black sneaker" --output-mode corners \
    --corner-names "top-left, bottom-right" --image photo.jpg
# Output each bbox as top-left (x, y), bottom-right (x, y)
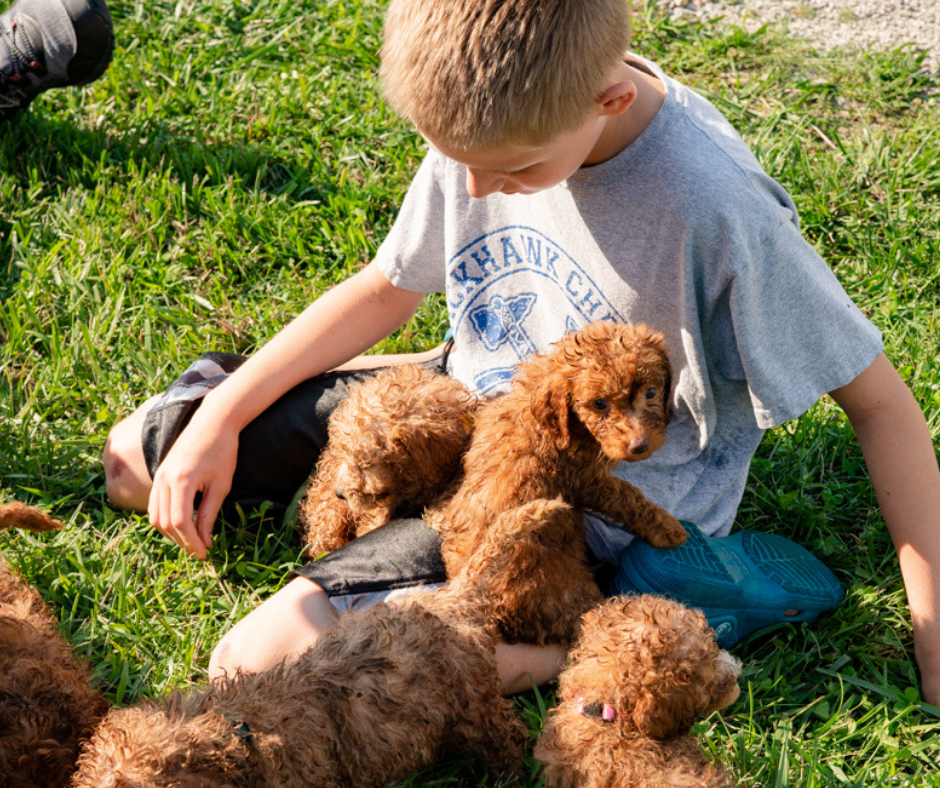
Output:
top-left (0, 0), bottom-right (114, 121)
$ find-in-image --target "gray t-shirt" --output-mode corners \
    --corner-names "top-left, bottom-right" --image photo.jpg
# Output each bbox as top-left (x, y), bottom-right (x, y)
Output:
top-left (376, 55), bottom-right (883, 562)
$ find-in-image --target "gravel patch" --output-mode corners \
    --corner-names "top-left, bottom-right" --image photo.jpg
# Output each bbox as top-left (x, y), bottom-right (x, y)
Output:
top-left (658, 0), bottom-right (940, 74)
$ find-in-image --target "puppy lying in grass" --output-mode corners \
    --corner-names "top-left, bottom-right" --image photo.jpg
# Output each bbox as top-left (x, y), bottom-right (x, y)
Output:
top-left (535, 594), bottom-right (741, 788)
top-left (0, 502), bottom-right (108, 788)
top-left (73, 582), bottom-right (526, 788)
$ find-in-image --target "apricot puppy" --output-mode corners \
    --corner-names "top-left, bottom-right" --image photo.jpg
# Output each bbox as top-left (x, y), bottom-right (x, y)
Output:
top-left (535, 595), bottom-right (741, 788)
top-left (297, 364), bottom-right (478, 558)
top-left (0, 502), bottom-right (108, 788)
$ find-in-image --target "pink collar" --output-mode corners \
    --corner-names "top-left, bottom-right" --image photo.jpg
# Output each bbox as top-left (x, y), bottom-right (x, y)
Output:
top-left (575, 696), bottom-right (618, 722)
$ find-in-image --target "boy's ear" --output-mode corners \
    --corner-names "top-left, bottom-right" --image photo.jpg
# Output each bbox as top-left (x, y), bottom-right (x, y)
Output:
top-left (597, 80), bottom-right (637, 117)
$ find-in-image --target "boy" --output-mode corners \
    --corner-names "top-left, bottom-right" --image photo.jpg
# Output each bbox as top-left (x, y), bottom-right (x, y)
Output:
top-left (103, 0), bottom-right (940, 703)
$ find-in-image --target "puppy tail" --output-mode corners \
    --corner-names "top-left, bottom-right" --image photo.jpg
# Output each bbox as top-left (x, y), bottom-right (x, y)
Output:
top-left (490, 497), bottom-right (574, 547)
top-left (0, 501), bottom-right (65, 533)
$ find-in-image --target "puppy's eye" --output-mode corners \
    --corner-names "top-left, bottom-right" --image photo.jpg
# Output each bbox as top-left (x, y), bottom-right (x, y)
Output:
top-left (592, 398), bottom-right (609, 412)
top-left (645, 386), bottom-right (658, 400)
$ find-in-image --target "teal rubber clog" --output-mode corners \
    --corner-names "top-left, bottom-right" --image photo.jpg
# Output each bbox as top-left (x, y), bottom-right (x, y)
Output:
top-left (611, 522), bottom-right (845, 648)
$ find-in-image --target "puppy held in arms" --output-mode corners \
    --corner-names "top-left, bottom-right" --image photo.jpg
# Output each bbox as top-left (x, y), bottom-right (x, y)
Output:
top-left (296, 364), bottom-right (479, 559)
top-left (428, 320), bottom-right (688, 645)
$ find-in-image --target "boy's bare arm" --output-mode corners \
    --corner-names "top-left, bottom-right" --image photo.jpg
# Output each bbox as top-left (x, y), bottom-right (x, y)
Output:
top-left (333, 343), bottom-right (447, 371)
top-left (829, 352), bottom-right (940, 705)
top-left (148, 260), bottom-right (428, 559)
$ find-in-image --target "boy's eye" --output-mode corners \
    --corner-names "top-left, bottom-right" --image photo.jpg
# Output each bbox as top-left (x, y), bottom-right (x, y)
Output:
top-left (645, 386), bottom-right (658, 400)
top-left (592, 398), bottom-right (609, 412)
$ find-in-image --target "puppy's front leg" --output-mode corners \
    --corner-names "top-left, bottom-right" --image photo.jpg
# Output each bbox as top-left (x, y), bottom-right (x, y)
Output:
top-left (296, 457), bottom-right (357, 559)
top-left (586, 475), bottom-right (687, 548)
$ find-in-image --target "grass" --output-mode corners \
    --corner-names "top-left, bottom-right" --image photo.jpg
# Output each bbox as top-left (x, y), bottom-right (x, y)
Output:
top-left (1, 1), bottom-right (939, 784)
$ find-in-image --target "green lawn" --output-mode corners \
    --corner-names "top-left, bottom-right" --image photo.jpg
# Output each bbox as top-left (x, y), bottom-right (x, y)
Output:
top-left (2, 1), bottom-right (939, 784)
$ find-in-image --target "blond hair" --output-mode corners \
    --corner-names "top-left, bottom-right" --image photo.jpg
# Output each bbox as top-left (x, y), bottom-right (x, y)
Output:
top-left (380, 0), bottom-right (631, 151)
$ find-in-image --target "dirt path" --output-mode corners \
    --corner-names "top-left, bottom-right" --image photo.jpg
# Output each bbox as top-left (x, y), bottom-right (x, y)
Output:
top-left (658, 0), bottom-right (940, 73)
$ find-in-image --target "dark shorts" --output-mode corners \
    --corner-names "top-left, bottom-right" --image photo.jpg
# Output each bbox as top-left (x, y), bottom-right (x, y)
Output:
top-left (142, 352), bottom-right (449, 598)
top-left (290, 518), bottom-right (447, 597)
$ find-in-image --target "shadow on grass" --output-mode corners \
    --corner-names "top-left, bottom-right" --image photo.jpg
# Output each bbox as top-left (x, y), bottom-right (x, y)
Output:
top-left (2, 111), bottom-right (326, 198)
top-left (0, 111), bottom-right (331, 300)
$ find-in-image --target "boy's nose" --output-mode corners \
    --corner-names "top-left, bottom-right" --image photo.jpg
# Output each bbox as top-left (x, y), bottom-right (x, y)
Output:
top-left (465, 168), bottom-right (505, 198)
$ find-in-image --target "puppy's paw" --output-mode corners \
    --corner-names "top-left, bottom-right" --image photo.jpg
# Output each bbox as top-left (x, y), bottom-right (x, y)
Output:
top-left (645, 513), bottom-right (688, 548)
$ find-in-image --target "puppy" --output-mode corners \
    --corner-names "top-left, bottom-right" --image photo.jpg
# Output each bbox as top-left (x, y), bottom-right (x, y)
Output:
top-left (427, 321), bottom-right (688, 644)
top-left (0, 502), bottom-right (108, 788)
top-left (297, 364), bottom-right (479, 558)
top-left (73, 588), bottom-right (526, 788)
top-left (534, 595), bottom-right (741, 788)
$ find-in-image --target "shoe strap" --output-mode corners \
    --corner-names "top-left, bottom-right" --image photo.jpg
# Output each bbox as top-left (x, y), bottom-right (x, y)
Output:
top-left (0, 19), bottom-right (37, 105)
top-left (3, 0), bottom-right (77, 85)
top-left (1, 19), bottom-right (34, 74)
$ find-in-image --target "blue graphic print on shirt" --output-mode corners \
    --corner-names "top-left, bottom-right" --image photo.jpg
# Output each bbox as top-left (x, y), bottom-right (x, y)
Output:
top-left (447, 226), bottom-right (624, 392)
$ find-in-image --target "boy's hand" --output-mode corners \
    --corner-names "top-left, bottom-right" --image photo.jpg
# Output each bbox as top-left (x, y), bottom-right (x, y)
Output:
top-left (148, 412), bottom-right (239, 560)
top-left (142, 262), bottom-right (428, 559)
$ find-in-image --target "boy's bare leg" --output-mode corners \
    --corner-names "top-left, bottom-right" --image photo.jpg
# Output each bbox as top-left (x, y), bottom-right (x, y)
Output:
top-left (207, 576), bottom-right (566, 692)
top-left (497, 640), bottom-right (567, 694)
top-left (101, 346), bottom-right (448, 515)
top-left (102, 394), bottom-right (162, 512)
top-left (208, 577), bottom-right (340, 679)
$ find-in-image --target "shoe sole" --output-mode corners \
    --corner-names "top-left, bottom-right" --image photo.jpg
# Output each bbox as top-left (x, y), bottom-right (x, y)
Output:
top-left (612, 522), bottom-right (845, 647)
top-left (62, 0), bottom-right (114, 85)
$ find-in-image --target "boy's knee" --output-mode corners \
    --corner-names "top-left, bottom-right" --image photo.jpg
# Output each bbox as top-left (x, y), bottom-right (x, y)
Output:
top-left (207, 622), bottom-right (295, 682)
top-left (208, 623), bottom-right (283, 680)
top-left (208, 624), bottom-right (291, 680)
top-left (207, 632), bottom-right (241, 680)
top-left (102, 396), bottom-right (161, 512)
top-left (208, 578), bottom-right (338, 681)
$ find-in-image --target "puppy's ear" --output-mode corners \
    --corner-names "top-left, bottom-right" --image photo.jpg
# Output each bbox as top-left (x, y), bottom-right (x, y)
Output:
top-left (530, 376), bottom-right (571, 450)
top-left (630, 692), bottom-right (678, 739)
top-left (661, 356), bottom-right (673, 422)
top-left (644, 327), bottom-right (672, 423)
top-left (630, 683), bottom-right (697, 739)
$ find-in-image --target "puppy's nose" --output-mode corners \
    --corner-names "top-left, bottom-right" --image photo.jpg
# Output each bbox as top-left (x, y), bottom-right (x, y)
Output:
top-left (718, 650), bottom-right (742, 679)
top-left (334, 486), bottom-right (346, 501)
top-left (627, 437), bottom-right (650, 456)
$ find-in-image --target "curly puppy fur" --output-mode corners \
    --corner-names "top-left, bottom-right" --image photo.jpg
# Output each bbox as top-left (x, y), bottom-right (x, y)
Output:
top-left (0, 502), bottom-right (108, 788)
top-left (534, 595), bottom-right (741, 788)
top-left (428, 321), bottom-right (688, 645)
top-left (297, 364), bottom-right (479, 558)
top-left (73, 588), bottom-right (526, 788)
